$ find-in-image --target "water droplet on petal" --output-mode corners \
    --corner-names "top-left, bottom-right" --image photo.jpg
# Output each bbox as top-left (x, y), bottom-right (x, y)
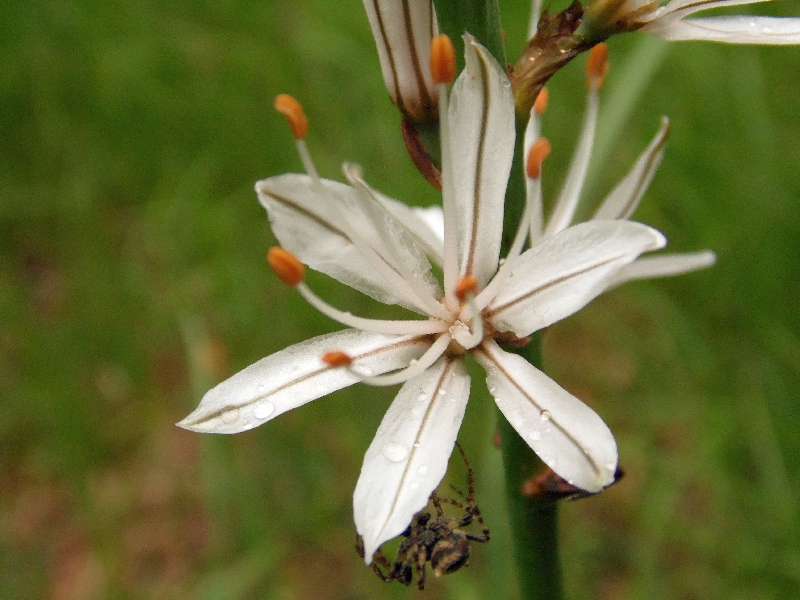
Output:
top-left (410, 481), bottom-right (419, 490)
top-left (539, 410), bottom-right (552, 422)
top-left (254, 400), bottom-right (275, 419)
top-left (382, 442), bottom-right (409, 462)
top-left (529, 430), bottom-right (542, 441)
top-left (417, 465), bottom-right (429, 476)
top-left (416, 392), bottom-right (428, 403)
top-left (221, 407), bottom-right (240, 424)
top-left (413, 442), bottom-right (420, 448)
top-left (605, 462), bottom-right (616, 472)
top-left (256, 384), bottom-right (266, 392)
top-left (762, 25), bottom-right (773, 34)
top-left (411, 405), bottom-right (425, 418)
top-left (437, 388), bottom-right (446, 396)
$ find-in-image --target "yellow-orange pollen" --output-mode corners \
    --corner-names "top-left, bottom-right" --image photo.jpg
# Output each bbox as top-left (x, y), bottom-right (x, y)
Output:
top-left (274, 93), bottom-right (309, 140)
top-left (267, 247), bottom-right (305, 287)
top-left (526, 138), bottom-right (552, 180)
top-left (586, 43), bottom-right (610, 91)
top-left (454, 275), bottom-right (478, 303)
top-left (430, 35), bottom-right (457, 86)
top-left (534, 87), bottom-right (549, 116)
top-left (322, 351), bottom-right (353, 367)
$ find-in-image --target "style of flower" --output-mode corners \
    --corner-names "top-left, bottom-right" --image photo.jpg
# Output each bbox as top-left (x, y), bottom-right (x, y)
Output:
top-left (178, 35), bottom-right (671, 563)
top-left (583, 0), bottom-right (800, 44)
top-left (362, 0), bottom-right (439, 123)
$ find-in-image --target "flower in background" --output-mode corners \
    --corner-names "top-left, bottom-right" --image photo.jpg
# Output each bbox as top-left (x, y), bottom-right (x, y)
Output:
top-left (362, 0), bottom-right (439, 123)
top-left (522, 43), bottom-right (716, 284)
top-left (178, 35), bottom-right (670, 563)
top-left (583, 0), bottom-right (800, 44)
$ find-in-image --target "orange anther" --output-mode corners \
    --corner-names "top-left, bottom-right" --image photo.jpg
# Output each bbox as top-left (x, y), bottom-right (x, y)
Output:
top-left (267, 247), bottom-right (305, 287)
top-left (526, 138), bottom-right (552, 180)
top-left (455, 275), bottom-right (479, 302)
top-left (586, 43), bottom-right (609, 91)
top-left (430, 35), bottom-right (457, 85)
top-left (533, 87), bottom-right (549, 116)
top-left (322, 351), bottom-right (353, 367)
top-left (274, 94), bottom-right (308, 139)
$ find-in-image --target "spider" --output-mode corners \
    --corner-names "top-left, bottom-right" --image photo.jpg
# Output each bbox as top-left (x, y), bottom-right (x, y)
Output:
top-left (356, 442), bottom-right (490, 590)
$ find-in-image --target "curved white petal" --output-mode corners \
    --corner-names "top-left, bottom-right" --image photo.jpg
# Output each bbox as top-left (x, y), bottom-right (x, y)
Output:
top-left (475, 340), bottom-right (617, 492)
top-left (593, 117), bottom-right (670, 221)
top-left (447, 35), bottom-right (516, 288)
top-left (544, 87), bottom-right (599, 238)
top-left (178, 330), bottom-right (431, 434)
top-left (256, 174), bottom-right (439, 311)
top-left (607, 249), bottom-right (717, 288)
top-left (354, 357), bottom-right (470, 563)
top-left (376, 196), bottom-right (444, 266)
top-left (646, 16), bottom-right (800, 44)
top-left (487, 220), bottom-right (666, 337)
top-left (657, 0), bottom-right (772, 18)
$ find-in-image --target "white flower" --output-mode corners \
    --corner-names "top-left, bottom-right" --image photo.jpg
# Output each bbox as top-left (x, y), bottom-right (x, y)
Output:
top-left (523, 43), bottom-right (717, 283)
top-left (362, 0), bottom-right (439, 122)
top-left (178, 36), bottom-right (668, 563)
top-left (585, 0), bottom-right (800, 44)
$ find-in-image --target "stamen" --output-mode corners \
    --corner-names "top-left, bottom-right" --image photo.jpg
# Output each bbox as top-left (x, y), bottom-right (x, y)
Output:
top-left (296, 282), bottom-right (449, 336)
top-left (454, 275), bottom-right (478, 302)
top-left (362, 332), bottom-right (451, 386)
top-left (274, 94), bottom-right (320, 182)
top-left (322, 351), bottom-right (353, 367)
top-left (267, 247), bottom-right (305, 287)
top-left (586, 43), bottom-right (609, 91)
top-left (526, 138), bottom-right (552, 180)
top-left (454, 294), bottom-right (484, 350)
top-left (534, 87), bottom-right (549, 116)
top-left (274, 94), bottom-right (308, 139)
top-left (430, 35), bottom-right (457, 86)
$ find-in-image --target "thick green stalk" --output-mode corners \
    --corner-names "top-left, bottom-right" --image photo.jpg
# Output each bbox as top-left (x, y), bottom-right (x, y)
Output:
top-left (435, 2), bottom-right (565, 597)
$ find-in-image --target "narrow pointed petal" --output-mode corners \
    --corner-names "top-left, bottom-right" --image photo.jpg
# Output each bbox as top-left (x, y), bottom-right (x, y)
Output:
top-left (657, 0), bottom-right (772, 17)
top-left (593, 117), bottom-right (670, 221)
top-left (646, 16), bottom-right (800, 43)
top-left (487, 220), bottom-right (666, 337)
top-left (354, 357), bottom-right (470, 563)
top-left (372, 191), bottom-right (444, 266)
top-left (447, 35), bottom-right (516, 288)
top-left (256, 174), bottom-right (439, 311)
top-left (475, 340), bottom-right (617, 492)
top-left (544, 87), bottom-right (599, 237)
top-left (607, 250), bottom-right (716, 287)
top-left (363, 0), bottom-right (439, 122)
top-left (178, 330), bottom-right (431, 434)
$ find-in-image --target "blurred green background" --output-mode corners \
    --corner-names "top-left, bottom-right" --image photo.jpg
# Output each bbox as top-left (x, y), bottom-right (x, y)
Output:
top-left (2, 1), bottom-right (799, 598)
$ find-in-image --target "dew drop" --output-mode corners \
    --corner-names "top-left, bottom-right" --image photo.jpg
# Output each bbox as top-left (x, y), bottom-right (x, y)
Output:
top-left (437, 388), bottom-right (446, 396)
top-left (762, 26), bottom-right (773, 34)
top-left (416, 392), bottom-right (428, 403)
top-left (417, 465), bottom-right (429, 476)
top-left (382, 442), bottom-right (409, 462)
top-left (410, 481), bottom-right (419, 490)
top-left (221, 407), bottom-right (240, 424)
top-left (539, 410), bottom-right (552, 422)
top-left (254, 400), bottom-right (275, 419)
top-left (605, 462), bottom-right (616, 472)
top-left (411, 405), bottom-right (425, 418)
top-left (413, 442), bottom-right (420, 448)
top-left (256, 384), bottom-right (266, 392)
top-left (529, 430), bottom-right (542, 441)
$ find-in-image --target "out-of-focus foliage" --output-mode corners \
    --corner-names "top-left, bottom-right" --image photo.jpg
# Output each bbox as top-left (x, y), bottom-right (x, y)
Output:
top-left (1, 1), bottom-right (799, 598)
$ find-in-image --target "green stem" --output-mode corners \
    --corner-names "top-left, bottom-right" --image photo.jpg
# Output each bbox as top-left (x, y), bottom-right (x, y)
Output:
top-left (435, 0), bottom-right (506, 68)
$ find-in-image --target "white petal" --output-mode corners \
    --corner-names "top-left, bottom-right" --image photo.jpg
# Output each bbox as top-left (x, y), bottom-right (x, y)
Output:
top-left (447, 35), bottom-right (516, 288)
top-left (593, 117), bottom-right (670, 221)
top-left (524, 109), bottom-right (545, 244)
top-left (607, 250), bottom-right (716, 287)
top-left (487, 220), bottom-right (666, 337)
top-left (475, 340), bottom-right (617, 492)
top-left (543, 87), bottom-right (599, 238)
top-left (646, 16), bottom-right (800, 44)
top-left (376, 196), bottom-right (444, 266)
top-left (354, 357), bottom-right (470, 563)
top-left (177, 330), bottom-right (431, 434)
top-left (362, 0), bottom-right (439, 122)
top-left (657, 0), bottom-right (772, 18)
top-left (256, 174), bottom-right (439, 311)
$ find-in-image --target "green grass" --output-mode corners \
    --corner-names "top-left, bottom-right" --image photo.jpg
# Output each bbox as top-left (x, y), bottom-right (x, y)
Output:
top-left (2, 1), bottom-right (800, 598)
